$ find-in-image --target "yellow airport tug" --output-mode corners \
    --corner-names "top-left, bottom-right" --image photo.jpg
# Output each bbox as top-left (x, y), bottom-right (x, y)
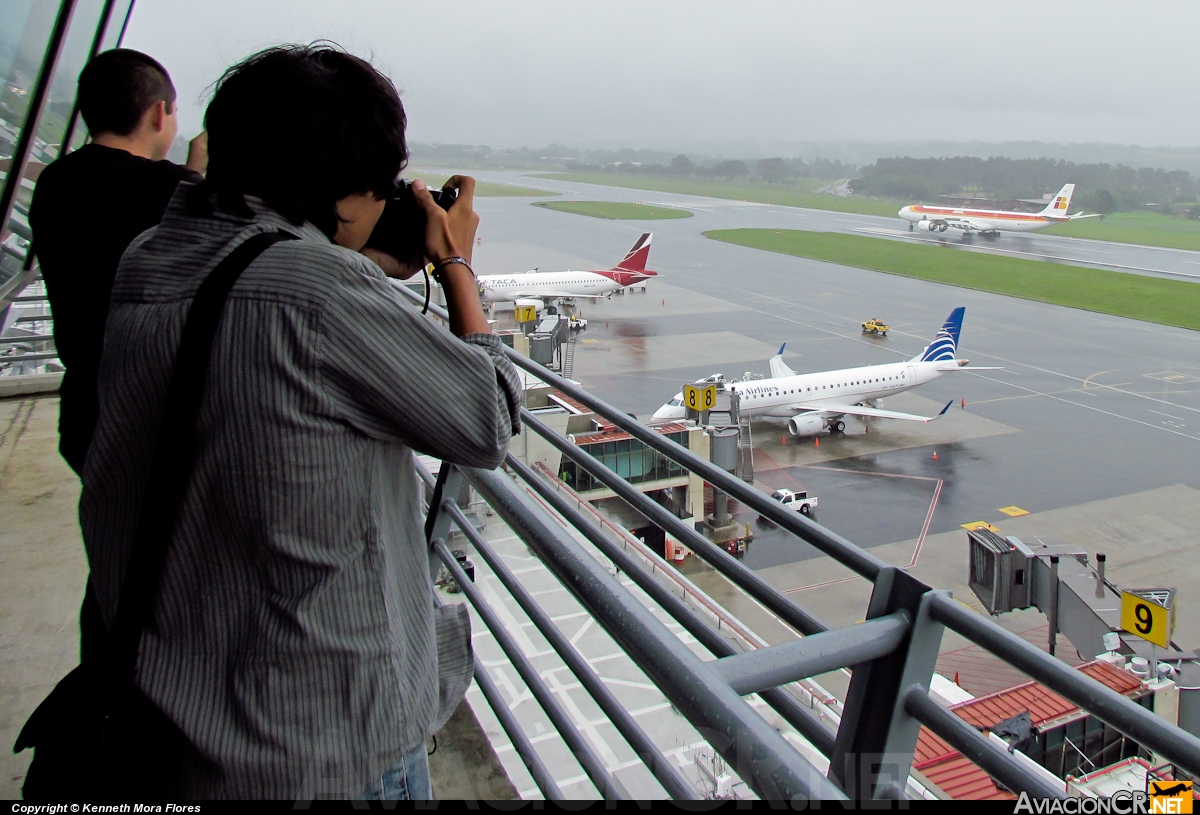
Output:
top-left (861, 317), bottom-right (889, 336)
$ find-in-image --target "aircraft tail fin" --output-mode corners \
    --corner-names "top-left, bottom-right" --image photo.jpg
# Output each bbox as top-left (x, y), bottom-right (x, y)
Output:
top-left (613, 232), bottom-right (654, 275)
top-left (1038, 184), bottom-right (1075, 217)
top-left (911, 307), bottom-right (965, 362)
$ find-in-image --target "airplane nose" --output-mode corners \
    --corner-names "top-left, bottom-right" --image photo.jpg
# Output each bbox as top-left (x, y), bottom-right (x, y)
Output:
top-left (652, 404), bottom-right (681, 420)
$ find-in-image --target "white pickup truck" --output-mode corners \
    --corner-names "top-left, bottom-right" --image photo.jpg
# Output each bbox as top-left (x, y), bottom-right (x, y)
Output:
top-left (768, 488), bottom-right (818, 517)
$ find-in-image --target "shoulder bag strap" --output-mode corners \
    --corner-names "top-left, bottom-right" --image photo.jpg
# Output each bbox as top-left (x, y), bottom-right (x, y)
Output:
top-left (108, 229), bottom-right (299, 679)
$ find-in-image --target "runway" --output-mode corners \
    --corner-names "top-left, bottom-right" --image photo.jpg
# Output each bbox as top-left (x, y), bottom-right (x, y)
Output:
top-left (462, 171), bottom-right (1200, 576)
top-left (465, 170), bottom-right (1200, 282)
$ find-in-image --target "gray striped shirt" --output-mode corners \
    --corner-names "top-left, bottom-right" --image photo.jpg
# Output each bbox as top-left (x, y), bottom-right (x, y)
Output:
top-left (79, 187), bottom-right (521, 798)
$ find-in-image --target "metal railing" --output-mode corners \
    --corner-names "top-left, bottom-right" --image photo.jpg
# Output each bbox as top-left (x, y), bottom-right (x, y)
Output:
top-left (397, 284), bottom-right (1200, 800)
top-left (0, 273), bottom-right (58, 379)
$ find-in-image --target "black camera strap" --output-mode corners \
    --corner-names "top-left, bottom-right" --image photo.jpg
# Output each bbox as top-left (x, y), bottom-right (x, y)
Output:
top-left (108, 229), bottom-right (299, 677)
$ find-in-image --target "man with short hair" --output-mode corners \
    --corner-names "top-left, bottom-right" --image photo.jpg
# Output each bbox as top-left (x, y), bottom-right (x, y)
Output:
top-left (30, 48), bottom-right (206, 474)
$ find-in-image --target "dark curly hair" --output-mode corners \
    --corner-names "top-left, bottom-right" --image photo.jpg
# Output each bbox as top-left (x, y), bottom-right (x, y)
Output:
top-left (199, 43), bottom-right (407, 238)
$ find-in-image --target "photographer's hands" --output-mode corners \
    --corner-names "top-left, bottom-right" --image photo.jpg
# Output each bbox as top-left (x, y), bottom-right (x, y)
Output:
top-left (186, 130), bottom-right (208, 175)
top-left (414, 176), bottom-right (476, 264)
top-left (411, 177), bottom-right (490, 337)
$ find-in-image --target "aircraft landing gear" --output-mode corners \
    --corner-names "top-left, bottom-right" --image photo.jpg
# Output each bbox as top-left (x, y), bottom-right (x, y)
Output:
top-left (833, 420), bottom-right (846, 433)
top-left (908, 223), bottom-right (914, 231)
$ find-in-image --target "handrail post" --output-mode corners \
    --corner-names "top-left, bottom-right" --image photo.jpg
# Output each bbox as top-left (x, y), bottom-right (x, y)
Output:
top-left (829, 568), bottom-right (943, 799)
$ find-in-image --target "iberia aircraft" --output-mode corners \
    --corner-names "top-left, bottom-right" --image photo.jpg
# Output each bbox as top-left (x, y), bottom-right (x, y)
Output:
top-left (478, 233), bottom-right (657, 307)
top-left (898, 184), bottom-right (1100, 237)
top-left (653, 307), bottom-right (1000, 436)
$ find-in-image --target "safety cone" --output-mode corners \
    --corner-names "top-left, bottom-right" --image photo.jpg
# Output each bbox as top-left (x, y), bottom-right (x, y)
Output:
top-left (932, 451), bottom-right (938, 460)
top-left (954, 671), bottom-right (960, 686)
top-left (814, 437), bottom-right (820, 448)
top-left (781, 436), bottom-right (787, 445)
top-left (961, 398), bottom-right (966, 410)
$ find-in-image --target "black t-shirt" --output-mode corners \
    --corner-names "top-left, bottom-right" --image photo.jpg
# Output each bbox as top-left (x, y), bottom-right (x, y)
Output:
top-left (29, 143), bottom-right (202, 473)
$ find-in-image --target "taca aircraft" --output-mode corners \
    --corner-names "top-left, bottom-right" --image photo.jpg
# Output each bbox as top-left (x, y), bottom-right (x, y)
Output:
top-left (653, 307), bottom-right (999, 436)
top-left (898, 184), bottom-right (1100, 238)
top-left (478, 233), bottom-right (657, 309)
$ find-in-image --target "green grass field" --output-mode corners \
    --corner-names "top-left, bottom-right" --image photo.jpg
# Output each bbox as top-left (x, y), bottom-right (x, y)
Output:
top-left (1042, 211), bottom-right (1200, 252)
top-left (704, 228), bottom-right (1200, 331)
top-left (410, 174), bottom-right (558, 197)
top-left (532, 200), bottom-right (693, 220)
top-left (533, 172), bottom-right (901, 217)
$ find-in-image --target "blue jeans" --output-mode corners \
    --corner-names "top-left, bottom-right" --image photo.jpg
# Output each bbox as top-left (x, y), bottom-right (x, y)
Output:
top-left (358, 740), bottom-right (432, 800)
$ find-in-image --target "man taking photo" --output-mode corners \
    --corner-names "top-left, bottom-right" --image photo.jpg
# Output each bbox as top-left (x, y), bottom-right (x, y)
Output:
top-left (30, 48), bottom-right (207, 475)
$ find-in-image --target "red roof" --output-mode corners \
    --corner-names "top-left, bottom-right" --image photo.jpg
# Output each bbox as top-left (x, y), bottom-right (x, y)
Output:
top-left (912, 727), bottom-right (956, 766)
top-left (573, 421), bottom-right (690, 445)
top-left (951, 661), bottom-right (1144, 731)
top-left (548, 391), bottom-right (592, 415)
top-left (916, 754), bottom-right (1016, 801)
top-left (912, 661), bottom-right (1145, 800)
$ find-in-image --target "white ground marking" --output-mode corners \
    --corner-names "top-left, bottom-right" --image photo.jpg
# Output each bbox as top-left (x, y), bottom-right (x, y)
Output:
top-left (570, 617), bottom-right (595, 645)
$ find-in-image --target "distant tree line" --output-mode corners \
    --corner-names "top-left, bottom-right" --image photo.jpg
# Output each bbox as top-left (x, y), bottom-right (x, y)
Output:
top-left (849, 156), bottom-right (1200, 215)
top-left (564, 154), bottom-right (856, 184)
top-left (410, 142), bottom-right (857, 185)
top-left (408, 143), bottom-right (1200, 217)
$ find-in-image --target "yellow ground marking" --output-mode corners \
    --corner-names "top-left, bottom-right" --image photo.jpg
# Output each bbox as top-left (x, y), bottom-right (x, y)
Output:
top-left (1145, 371), bottom-right (1200, 384)
top-left (961, 521), bottom-right (1001, 532)
top-left (998, 506), bottom-right (1029, 517)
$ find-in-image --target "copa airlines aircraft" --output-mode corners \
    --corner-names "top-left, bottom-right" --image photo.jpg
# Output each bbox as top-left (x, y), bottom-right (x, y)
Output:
top-left (898, 184), bottom-right (1100, 237)
top-left (653, 308), bottom-right (999, 436)
top-left (478, 233), bottom-right (657, 306)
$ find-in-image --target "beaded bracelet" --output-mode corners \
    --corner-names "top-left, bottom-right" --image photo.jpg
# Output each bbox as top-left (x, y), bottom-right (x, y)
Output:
top-left (433, 256), bottom-right (474, 279)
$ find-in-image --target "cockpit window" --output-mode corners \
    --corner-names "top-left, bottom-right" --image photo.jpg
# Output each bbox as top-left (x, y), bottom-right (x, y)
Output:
top-left (669, 398), bottom-right (682, 406)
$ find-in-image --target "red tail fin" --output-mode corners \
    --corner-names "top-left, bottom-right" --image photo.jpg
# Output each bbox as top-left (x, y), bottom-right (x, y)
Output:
top-left (614, 232), bottom-right (652, 272)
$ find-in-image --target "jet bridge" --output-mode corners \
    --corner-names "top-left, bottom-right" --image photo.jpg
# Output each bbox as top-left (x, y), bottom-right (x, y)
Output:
top-left (967, 528), bottom-right (1177, 659)
top-left (967, 527), bottom-right (1200, 737)
top-left (681, 378), bottom-right (754, 484)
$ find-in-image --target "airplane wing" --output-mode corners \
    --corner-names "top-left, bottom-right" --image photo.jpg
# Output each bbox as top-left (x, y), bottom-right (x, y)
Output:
top-left (506, 290), bottom-right (605, 300)
top-left (787, 400), bottom-right (954, 423)
top-left (768, 343), bottom-right (796, 379)
top-left (1068, 212), bottom-right (1104, 220)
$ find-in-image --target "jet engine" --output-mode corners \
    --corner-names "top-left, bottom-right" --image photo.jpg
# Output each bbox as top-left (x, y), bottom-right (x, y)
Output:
top-left (916, 221), bottom-right (947, 233)
top-left (788, 413), bottom-right (825, 437)
top-left (514, 297), bottom-right (545, 313)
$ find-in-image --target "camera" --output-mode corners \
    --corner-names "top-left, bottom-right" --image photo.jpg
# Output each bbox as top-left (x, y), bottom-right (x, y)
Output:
top-left (364, 179), bottom-right (460, 268)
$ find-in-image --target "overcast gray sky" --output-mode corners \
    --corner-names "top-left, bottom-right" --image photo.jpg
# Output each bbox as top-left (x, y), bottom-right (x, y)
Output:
top-left (125, 1), bottom-right (1200, 152)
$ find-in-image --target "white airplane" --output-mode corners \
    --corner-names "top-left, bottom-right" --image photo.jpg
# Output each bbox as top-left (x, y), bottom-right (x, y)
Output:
top-left (898, 184), bottom-right (1101, 238)
top-left (653, 307), bottom-right (999, 436)
top-left (478, 233), bottom-right (657, 309)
